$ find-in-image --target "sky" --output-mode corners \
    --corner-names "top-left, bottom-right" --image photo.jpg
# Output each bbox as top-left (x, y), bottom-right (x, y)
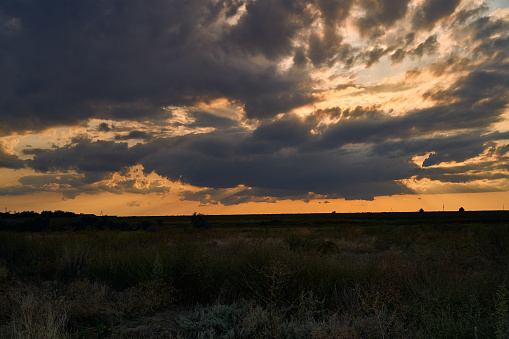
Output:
top-left (0, 0), bottom-right (508, 216)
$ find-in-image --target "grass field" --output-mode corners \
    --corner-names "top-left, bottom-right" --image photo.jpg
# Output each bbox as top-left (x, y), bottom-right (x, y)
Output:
top-left (1, 211), bottom-right (509, 338)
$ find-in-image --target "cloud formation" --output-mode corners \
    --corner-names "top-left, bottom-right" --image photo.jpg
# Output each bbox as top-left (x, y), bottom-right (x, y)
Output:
top-left (0, 0), bottom-right (508, 206)
top-left (0, 145), bottom-right (24, 169)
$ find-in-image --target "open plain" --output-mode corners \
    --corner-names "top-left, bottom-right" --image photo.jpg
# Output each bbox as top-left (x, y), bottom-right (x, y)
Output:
top-left (1, 211), bottom-right (509, 338)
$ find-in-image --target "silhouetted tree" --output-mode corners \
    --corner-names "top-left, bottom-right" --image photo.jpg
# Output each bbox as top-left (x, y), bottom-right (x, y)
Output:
top-left (419, 208), bottom-right (424, 212)
top-left (19, 211), bottom-right (38, 218)
top-left (459, 207), bottom-right (465, 212)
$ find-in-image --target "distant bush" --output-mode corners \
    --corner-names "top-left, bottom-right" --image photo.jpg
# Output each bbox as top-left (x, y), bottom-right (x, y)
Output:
top-left (18, 211), bottom-right (38, 218)
top-left (41, 210), bottom-right (77, 218)
top-left (139, 220), bottom-right (153, 230)
top-left (191, 213), bottom-right (211, 229)
top-left (17, 216), bottom-right (50, 232)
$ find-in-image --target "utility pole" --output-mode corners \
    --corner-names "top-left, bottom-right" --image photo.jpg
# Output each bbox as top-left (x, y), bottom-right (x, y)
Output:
top-left (443, 204), bottom-right (444, 212)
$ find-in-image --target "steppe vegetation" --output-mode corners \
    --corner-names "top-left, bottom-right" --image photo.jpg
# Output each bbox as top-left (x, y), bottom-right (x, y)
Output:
top-left (1, 211), bottom-right (509, 338)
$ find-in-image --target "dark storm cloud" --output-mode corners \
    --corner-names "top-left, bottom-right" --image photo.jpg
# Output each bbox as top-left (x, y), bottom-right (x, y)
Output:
top-left (97, 123), bottom-right (113, 132)
top-left (412, 0), bottom-right (462, 30)
top-left (412, 34), bottom-right (438, 57)
top-left (0, 147), bottom-right (24, 169)
top-left (469, 15), bottom-right (509, 41)
top-left (314, 95), bottom-right (505, 152)
top-left (336, 44), bottom-right (357, 68)
top-left (21, 48), bottom-right (509, 201)
top-left (307, 26), bottom-right (344, 67)
top-left (389, 34), bottom-right (438, 64)
top-left (230, 0), bottom-right (356, 67)
top-left (310, 77), bottom-right (506, 150)
top-left (357, 0), bottom-right (412, 36)
top-left (242, 91), bottom-right (316, 120)
top-left (227, 0), bottom-right (310, 60)
top-left (239, 116), bottom-right (313, 154)
top-left (19, 122), bottom-right (416, 200)
top-left (475, 34), bottom-right (509, 61)
top-left (0, 0), bottom-right (320, 134)
top-left (2, 0), bottom-right (480, 135)
top-left (3, 0), bottom-right (442, 131)
top-left (390, 48), bottom-right (406, 64)
top-left (362, 46), bottom-right (390, 67)
top-left (316, 0), bottom-right (354, 25)
top-left (17, 115), bottom-right (504, 202)
top-left (303, 0), bottom-right (354, 67)
top-left (470, 15), bottom-right (509, 61)
top-left (405, 32), bottom-right (416, 45)
top-left (305, 107), bottom-right (342, 126)
top-left (3, 0), bottom-right (509, 203)
top-left (27, 139), bottom-right (144, 174)
top-left (359, 30), bottom-right (439, 67)
top-left (452, 2), bottom-right (489, 25)
top-left (409, 157), bottom-right (509, 186)
top-left (140, 138), bottom-right (414, 200)
top-left (293, 47), bottom-right (308, 67)
top-left (373, 131), bottom-right (509, 167)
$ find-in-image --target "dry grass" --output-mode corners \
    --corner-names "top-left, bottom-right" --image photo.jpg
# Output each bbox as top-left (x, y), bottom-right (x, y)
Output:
top-left (4, 286), bottom-right (69, 339)
top-left (0, 220), bottom-right (508, 337)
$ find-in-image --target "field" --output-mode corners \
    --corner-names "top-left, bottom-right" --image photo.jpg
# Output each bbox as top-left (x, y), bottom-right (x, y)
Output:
top-left (1, 211), bottom-right (509, 338)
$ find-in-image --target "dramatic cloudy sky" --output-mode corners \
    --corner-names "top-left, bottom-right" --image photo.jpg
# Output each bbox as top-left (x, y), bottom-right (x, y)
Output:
top-left (0, 0), bottom-right (508, 215)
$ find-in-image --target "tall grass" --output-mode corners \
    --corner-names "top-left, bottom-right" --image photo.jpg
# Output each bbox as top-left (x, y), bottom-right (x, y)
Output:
top-left (0, 222), bottom-right (508, 337)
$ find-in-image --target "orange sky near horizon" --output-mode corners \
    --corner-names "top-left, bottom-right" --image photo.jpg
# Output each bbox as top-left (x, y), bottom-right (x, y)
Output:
top-left (2, 190), bottom-right (509, 216)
